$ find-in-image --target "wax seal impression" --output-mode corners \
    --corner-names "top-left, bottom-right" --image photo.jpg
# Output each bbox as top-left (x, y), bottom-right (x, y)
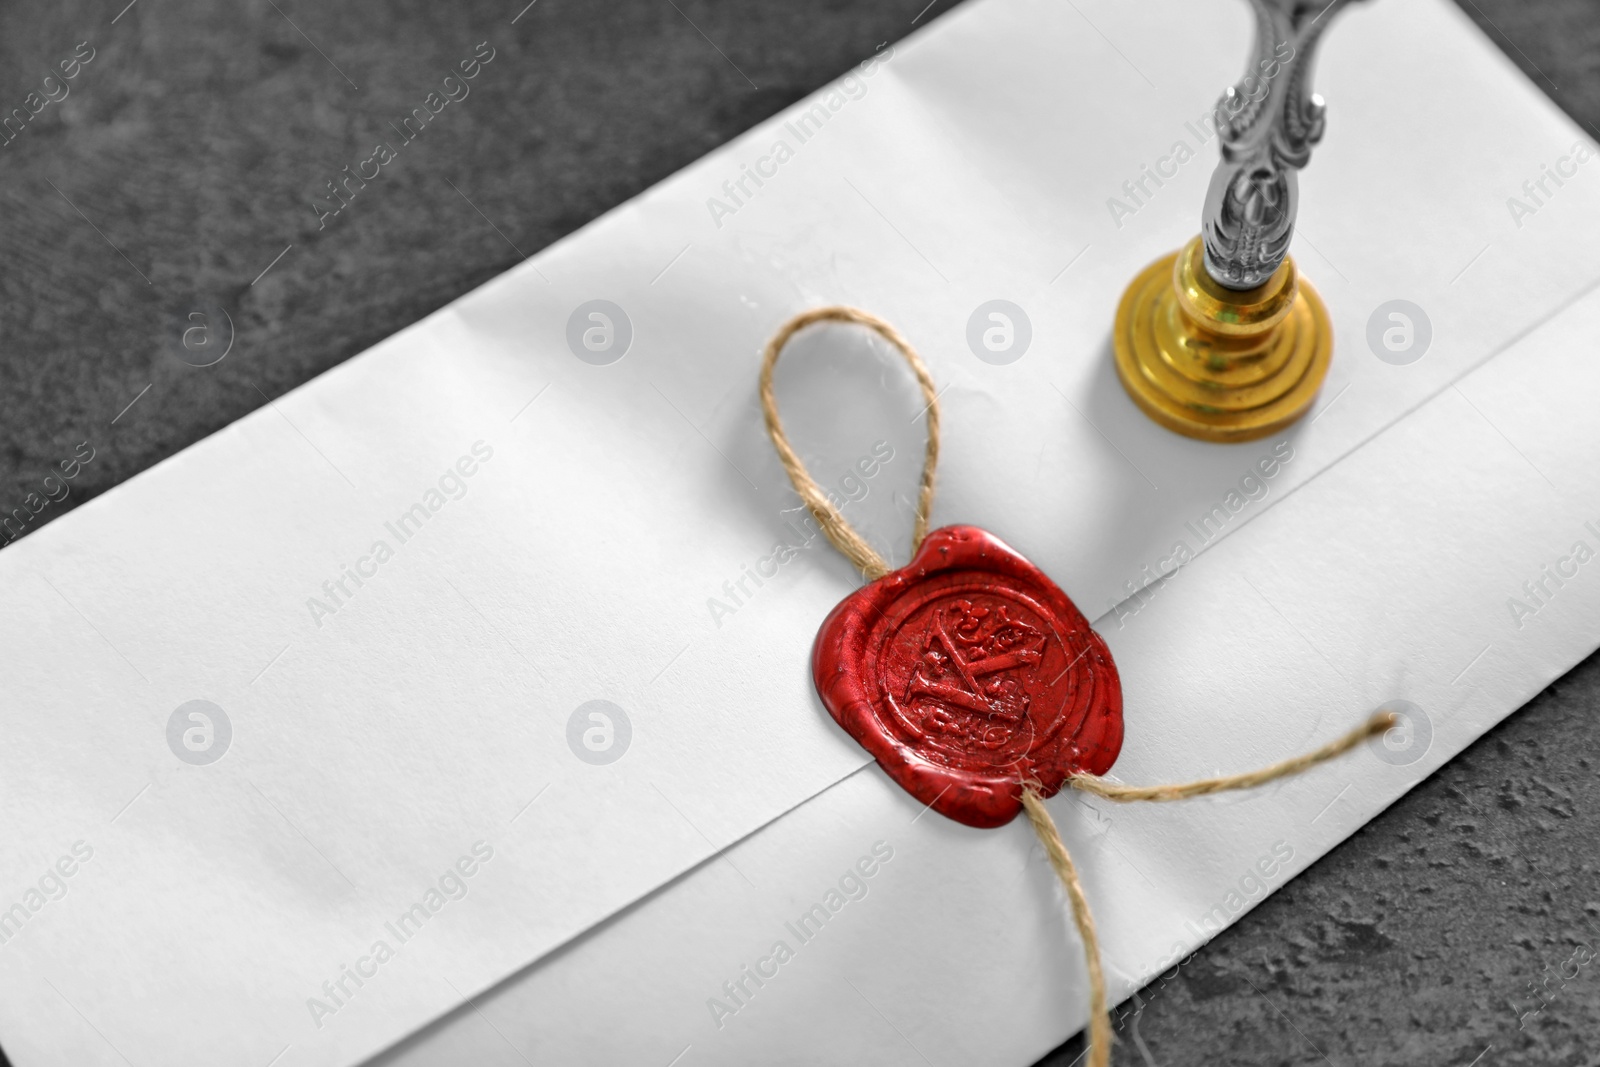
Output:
top-left (812, 525), bottom-right (1123, 828)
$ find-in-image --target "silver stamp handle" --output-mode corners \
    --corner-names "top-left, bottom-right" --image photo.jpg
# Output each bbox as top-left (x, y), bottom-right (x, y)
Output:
top-left (1200, 0), bottom-right (1361, 290)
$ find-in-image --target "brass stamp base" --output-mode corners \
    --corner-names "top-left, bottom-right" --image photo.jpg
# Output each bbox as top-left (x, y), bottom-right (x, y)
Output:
top-left (1113, 237), bottom-right (1331, 443)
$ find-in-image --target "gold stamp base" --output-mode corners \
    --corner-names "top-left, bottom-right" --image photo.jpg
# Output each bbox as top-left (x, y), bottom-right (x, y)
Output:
top-left (1113, 237), bottom-right (1331, 443)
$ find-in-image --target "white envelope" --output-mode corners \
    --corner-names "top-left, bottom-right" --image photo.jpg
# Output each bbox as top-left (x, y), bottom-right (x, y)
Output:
top-left (0, 0), bottom-right (1595, 1065)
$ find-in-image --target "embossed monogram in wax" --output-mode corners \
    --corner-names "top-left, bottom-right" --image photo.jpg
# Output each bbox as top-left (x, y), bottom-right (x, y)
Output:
top-left (813, 526), bottom-right (1123, 828)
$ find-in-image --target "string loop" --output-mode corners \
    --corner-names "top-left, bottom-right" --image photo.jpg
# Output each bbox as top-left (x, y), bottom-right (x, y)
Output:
top-left (760, 306), bottom-right (941, 581)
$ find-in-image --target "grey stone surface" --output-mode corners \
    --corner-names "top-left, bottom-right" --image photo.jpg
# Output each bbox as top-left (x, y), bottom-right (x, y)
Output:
top-left (0, 1), bottom-right (1595, 1064)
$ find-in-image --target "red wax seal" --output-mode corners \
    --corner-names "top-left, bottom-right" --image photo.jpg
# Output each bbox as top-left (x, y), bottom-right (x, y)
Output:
top-left (812, 525), bottom-right (1122, 828)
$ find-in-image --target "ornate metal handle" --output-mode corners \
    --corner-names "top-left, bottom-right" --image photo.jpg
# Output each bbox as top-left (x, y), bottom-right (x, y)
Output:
top-left (1200, 0), bottom-right (1361, 290)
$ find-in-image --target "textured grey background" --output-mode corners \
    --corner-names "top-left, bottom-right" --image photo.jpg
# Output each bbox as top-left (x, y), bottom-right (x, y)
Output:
top-left (0, 1), bottom-right (1596, 1065)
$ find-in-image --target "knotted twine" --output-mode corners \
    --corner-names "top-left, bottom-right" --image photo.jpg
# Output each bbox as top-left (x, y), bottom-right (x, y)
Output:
top-left (761, 306), bottom-right (1394, 1067)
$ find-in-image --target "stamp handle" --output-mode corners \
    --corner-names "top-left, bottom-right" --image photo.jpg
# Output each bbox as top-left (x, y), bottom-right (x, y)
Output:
top-left (1200, 0), bottom-right (1361, 290)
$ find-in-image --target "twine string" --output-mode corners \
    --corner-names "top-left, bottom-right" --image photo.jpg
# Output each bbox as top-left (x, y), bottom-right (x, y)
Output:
top-left (1023, 711), bottom-right (1396, 1067)
top-left (758, 307), bottom-right (1399, 1067)
top-left (1068, 710), bottom-right (1397, 803)
top-left (1021, 788), bottom-right (1113, 1066)
top-left (760, 306), bottom-right (941, 581)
